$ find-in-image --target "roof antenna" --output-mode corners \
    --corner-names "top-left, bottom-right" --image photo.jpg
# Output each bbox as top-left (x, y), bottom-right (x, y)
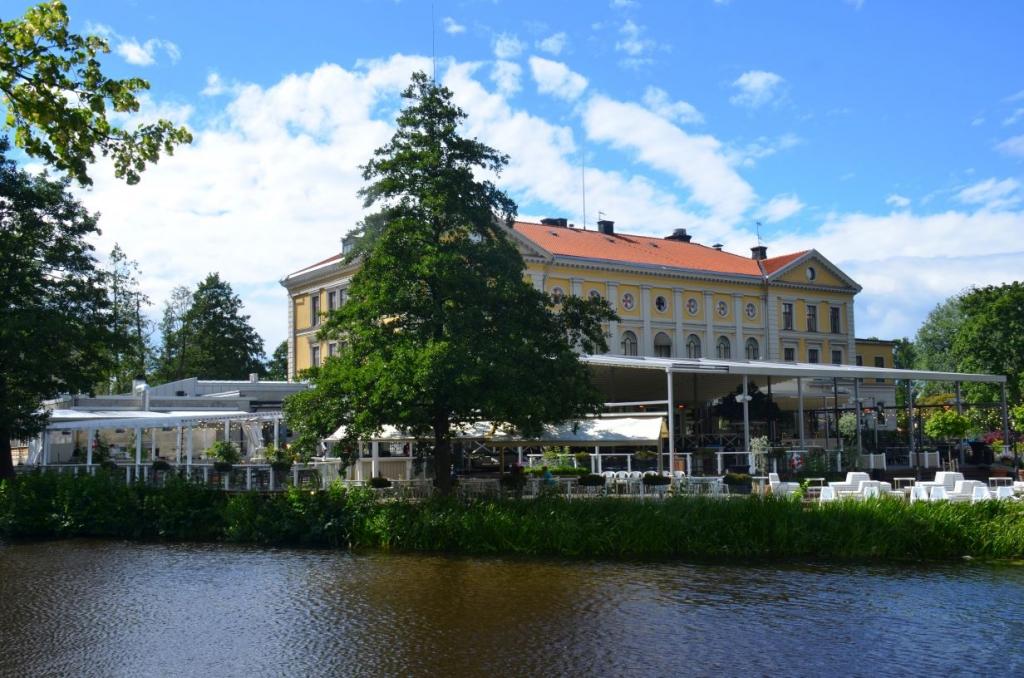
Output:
top-left (580, 147), bottom-right (587, 230)
top-left (756, 220), bottom-right (763, 246)
top-left (431, 2), bottom-right (437, 82)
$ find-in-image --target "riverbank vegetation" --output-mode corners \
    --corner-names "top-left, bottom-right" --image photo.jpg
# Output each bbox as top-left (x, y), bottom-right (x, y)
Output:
top-left (5, 473), bottom-right (1024, 562)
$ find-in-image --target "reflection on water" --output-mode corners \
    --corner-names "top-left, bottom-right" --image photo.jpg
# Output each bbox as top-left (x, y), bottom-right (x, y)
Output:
top-left (1, 540), bottom-right (1023, 677)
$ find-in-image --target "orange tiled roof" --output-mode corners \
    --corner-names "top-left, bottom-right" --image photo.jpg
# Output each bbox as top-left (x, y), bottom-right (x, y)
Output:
top-left (513, 221), bottom-right (782, 277)
top-left (285, 253), bottom-right (343, 279)
top-left (761, 250), bottom-right (809, 275)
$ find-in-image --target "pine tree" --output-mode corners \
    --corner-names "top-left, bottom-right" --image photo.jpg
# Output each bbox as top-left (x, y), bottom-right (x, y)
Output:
top-left (99, 244), bottom-right (152, 393)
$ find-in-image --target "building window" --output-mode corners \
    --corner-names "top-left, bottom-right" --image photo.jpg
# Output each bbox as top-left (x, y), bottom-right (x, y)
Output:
top-left (831, 350), bottom-right (843, 365)
top-left (589, 289), bottom-right (601, 301)
top-left (875, 356), bottom-right (885, 383)
top-left (655, 295), bottom-right (668, 313)
top-left (830, 306), bottom-right (841, 334)
top-left (782, 303), bottom-right (793, 331)
top-left (654, 332), bottom-right (672, 358)
top-left (551, 287), bottom-right (564, 304)
top-left (686, 298), bottom-right (698, 315)
top-left (806, 305), bottom-right (817, 332)
top-left (327, 290), bottom-right (337, 312)
top-left (621, 331), bottom-right (638, 356)
top-left (784, 347), bottom-right (796, 362)
top-left (310, 293), bottom-right (320, 326)
top-left (327, 342), bottom-right (337, 358)
top-left (745, 337), bottom-right (759, 360)
top-left (310, 344), bottom-right (320, 367)
top-left (716, 336), bottom-right (731, 360)
top-left (806, 266), bottom-right (817, 281)
top-left (621, 292), bottom-right (635, 310)
top-left (717, 300), bottom-right (728, 317)
top-left (808, 348), bottom-right (820, 364)
top-left (856, 355), bottom-right (863, 366)
top-left (686, 334), bottom-right (702, 359)
top-left (745, 302), bottom-right (757, 319)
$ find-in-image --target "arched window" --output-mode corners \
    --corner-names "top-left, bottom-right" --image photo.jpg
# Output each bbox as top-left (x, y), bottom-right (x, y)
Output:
top-left (716, 336), bottom-right (731, 360)
top-left (686, 334), bottom-right (701, 359)
top-left (654, 332), bottom-right (672, 358)
top-left (745, 337), bottom-right (759, 360)
top-left (621, 330), bottom-right (638, 357)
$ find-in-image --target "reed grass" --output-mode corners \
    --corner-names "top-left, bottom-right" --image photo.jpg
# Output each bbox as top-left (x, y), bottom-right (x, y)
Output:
top-left (4, 472), bottom-right (1024, 562)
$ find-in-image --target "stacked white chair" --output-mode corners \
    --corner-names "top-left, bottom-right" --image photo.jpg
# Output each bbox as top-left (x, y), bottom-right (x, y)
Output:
top-left (768, 472), bottom-right (800, 497)
top-left (910, 485), bottom-right (930, 503)
top-left (996, 486), bottom-right (1015, 501)
top-left (971, 485), bottom-right (992, 503)
top-left (818, 486), bottom-right (836, 503)
top-left (929, 486), bottom-right (948, 501)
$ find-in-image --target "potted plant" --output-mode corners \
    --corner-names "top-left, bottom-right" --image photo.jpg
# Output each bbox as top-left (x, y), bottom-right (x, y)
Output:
top-left (208, 440), bottom-right (240, 473)
top-left (265, 443), bottom-right (294, 476)
top-left (723, 471), bottom-right (752, 494)
top-left (641, 474), bottom-right (671, 486)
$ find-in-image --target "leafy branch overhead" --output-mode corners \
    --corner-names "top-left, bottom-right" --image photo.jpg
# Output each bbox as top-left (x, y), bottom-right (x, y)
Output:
top-left (0, 1), bottom-right (192, 185)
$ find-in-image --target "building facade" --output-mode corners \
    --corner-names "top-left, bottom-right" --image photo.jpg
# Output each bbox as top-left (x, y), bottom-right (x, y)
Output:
top-left (281, 219), bottom-right (878, 379)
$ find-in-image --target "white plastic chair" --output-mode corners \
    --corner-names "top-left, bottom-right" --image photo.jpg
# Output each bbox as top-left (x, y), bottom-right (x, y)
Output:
top-left (768, 472), bottom-right (800, 497)
top-left (929, 486), bottom-right (948, 501)
top-left (910, 485), bottom-right (930, 503)
top-left (972, 485), bottom-right (992, 503)
top-left (996, 486), bottom-right (1014, 500)
top-left (862, 484), bottom-right (880, 500)
top-left (819, 486), bottom-right (836, 503)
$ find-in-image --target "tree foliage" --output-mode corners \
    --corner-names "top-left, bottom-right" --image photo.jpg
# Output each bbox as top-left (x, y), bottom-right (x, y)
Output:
top-left (0, 139), bottom-right (120, 478)
top-left (952, 283), bottom-right (1024, 406)
top-left (97, 243), bottom-right (152, 393)
top-left (152, 274), bottom-right (266, 381)
top-left (264, 340), bottom-right (289, 381)
top-left (923, 409), bottom-right (972, 442)
top-left (0, 2), bottom-right (192, 186)
top-left (286, 72), bottom-right (616, 492)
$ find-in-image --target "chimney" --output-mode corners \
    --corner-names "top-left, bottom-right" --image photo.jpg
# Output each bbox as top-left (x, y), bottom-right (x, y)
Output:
top-left (540, 217), bottom-right (568, 228)
top-left (664, 228), bottom-right (692, 243)
top-left (597, 219), bottom-right (615, 235)
top-left (712, 243), bottom-right (724, 251)
top-left (249, 373), bottom-right (259, 383)
top-left (341, 233), bottom-right (361, 255)
top-left (751, 245), bottom-right (768, 260)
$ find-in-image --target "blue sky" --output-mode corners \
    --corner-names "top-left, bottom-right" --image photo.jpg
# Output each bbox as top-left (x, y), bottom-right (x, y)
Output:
top-left (18, 0), bottom-right (1024, 351)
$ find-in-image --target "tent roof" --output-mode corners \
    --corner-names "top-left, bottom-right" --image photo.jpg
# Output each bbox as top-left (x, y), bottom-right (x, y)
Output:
top-left (326, 415), bottom-right (667, 447)
top-left (45, 409), bottom-right (282, 431)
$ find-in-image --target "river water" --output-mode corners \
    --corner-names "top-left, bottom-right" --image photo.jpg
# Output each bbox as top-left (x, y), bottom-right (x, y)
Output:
top-left (1, 540), bottom-right (1022, 677)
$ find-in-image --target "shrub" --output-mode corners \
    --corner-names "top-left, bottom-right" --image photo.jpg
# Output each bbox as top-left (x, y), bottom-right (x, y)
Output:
top-left (152, 459), bottom-right (172, 472)
top-left (524, 466), bottom-right (588, 477)
top-left (723, 472), bottom-right (752, 485)
top-left (369, 476), bottom-right (392, 489)
top-left (207, 441), bottom-right (241, 465)
top-left (578, 474), bottom-right (606, 487)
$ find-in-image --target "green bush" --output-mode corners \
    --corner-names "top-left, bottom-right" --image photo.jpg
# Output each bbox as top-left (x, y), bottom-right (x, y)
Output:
top-left (6, 473), bottom-right (1024, 562)
top-left (524, 466), bottom-right (588, 477)
top-left (578, 474), bottom-right (606, 487)
top-left (369, 476), bottom-right (392, 489)
top-left (723, 472), bottom-right (752, 485)
top-left (207, 441), bottom-right (241, 465)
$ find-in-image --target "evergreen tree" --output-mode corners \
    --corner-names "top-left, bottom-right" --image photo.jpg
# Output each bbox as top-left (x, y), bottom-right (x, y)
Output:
top-left (152, 285), bottom-right (192, 381)
top-left (0, 139), bottom-right (120, 478)
top-left (285, 72), bottom-right (615, 493)
top-left (153, 274), bottom-right (266, 381)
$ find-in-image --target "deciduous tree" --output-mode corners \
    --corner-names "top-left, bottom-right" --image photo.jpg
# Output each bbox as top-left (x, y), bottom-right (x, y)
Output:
top-left (1, 1), bottom-right (191, 185)
top-left (0, 140), bottom-right (120, 478)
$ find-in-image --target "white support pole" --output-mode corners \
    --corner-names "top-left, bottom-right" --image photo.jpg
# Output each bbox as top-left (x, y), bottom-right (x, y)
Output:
top-left (150, 428), bottom-right (157, 462)
top-left (371, 441), bottom-right (380, 477)
top-left (186, 426), bottom-right (194, 471)
top-left (797, 377), bottom-right (805, 448)
top-left (517, 446), bottom-right (523, 465)
top-left (135, 427), bottom-right (143, 470)
top-left (666, 369), bottom-right (676, 473)
top-left (627, 454), bottom-right (632, 472)
top-left (595, 446), bottom-right (602, 473)
top-left (742, 375), bottom-right (751, 473)
top-left (854, 379), bottom-right (862, 468)
top-left (224, 420), bottom-right (230, 444)
top-left (273, 417), bottom-right (280, 447)
top-left (1002, 382), bottom-right (1011, 462)
top-left (41, 432), bottom-right (49, 466)
top-left (86, 428), bottom-right (95, 466)
top-left (176, 426), bottom-right (182, 465)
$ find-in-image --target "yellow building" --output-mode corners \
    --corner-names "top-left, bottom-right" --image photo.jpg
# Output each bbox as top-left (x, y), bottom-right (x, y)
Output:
top-left (281, 218), bottom-right (882, 381)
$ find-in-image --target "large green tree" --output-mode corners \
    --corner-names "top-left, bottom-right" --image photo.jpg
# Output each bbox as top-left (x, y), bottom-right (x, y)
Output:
top-left (1, 1), bottom-right (191, 185)
top-left (0, 140), bottom-right (120, 478)
top-left (264, 340), bottom-right (288, 381)
top-left (285, 72), bottom-right (615, 492)
top-left (153, 274), bottom-right (266, 382)
top-left (952, 282), bottom-right (1024, 406)
top-left (97, 243), bottom-right (152, 393)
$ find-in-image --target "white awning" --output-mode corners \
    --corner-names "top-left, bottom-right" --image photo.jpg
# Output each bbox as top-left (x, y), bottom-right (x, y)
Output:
top-left (44, 409), bottom-right (283, 431)
top-left (326, 415), bottom-right (666, 447)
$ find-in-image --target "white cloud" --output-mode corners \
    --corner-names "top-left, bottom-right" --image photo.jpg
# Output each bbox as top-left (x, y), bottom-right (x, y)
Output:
top-left (971, 116), bottom-right (985, 127)
top-left (528, 57), bottom-right (588, 101)
top-left (845, 0), bottom-right (865, 9)
top-left (536, 32), bottom-right (568, 56)
top-left (493, 33), bottom-right (524, 59)
top-left (886, 194), bottom-right (911, 209)
top-left (996, 135), bottom-right (1024, 157)
top-left (116, 37), bottom-right (180, 66)
top-left (730, 70), bottom-right (785, 109)
top-left (610, 0), bottom-right (638, 7)
top-left (642, 87), bottom-right (703, 124)
top-left (756, 194), bottom-right (804, 223)
top-left (615, 20), bottom-right (660, 67)
top-left (583, 94), bottom-right (756, 226)
top-left (727, 133), bottom-right (800, 167)
top-left (954, 177), bottom-right (1021, 210)
top-left (201, 72), bottom-right (234, 97)
top-left (442, 17), bottom-right (465, 35)
top-left (1003, 108), bottom-right (1024, 126)
top-left (491, 60), bottom-right (522, 96)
